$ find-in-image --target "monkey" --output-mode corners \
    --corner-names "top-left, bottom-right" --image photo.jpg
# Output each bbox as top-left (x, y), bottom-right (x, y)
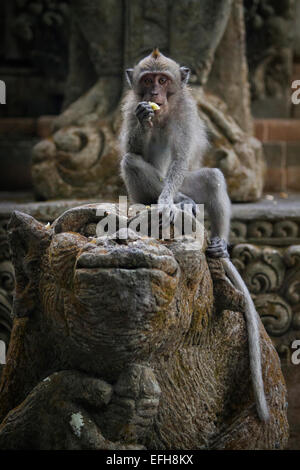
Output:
top-left (119, 48), bottom-right (269, 422)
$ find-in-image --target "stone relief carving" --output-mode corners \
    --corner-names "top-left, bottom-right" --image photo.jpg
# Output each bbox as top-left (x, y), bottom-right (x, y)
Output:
top-left (31, 0), bottom-right (264, 202)
top-left (0, 219), bottom-right (13, 354)
top-left (194, 88), bottom-right (264, 202)
top-left (244, 0), bottom-right (295, 117)
top-left (231, 243), bottom-right (300, 357)
top-left (12, 0), bottom-right (70, 81)
top-left (230, 219), bottom-right (300, 244)
top-left (32, 119), bottom-right (124, 200)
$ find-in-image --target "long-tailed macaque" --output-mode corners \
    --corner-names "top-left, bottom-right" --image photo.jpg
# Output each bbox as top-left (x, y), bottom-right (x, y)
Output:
top-left (120, 49), bottom-right (269, 422)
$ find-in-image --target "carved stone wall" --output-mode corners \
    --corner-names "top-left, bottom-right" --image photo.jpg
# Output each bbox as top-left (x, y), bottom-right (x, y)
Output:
top-left (0, 0), bottom-right (70, 117)
top-left (2, 0), bottom-right (293, 119)
top-left (231, 243), bottom-right (299, 346)
top-left (0, 218), bottom-right (13, 352)
top-left (229, 198), bottom-right (300, 355)
top-left (229, 196), bottom-right (300, 450)
top-left (245, 0), bottom-right (295, 118)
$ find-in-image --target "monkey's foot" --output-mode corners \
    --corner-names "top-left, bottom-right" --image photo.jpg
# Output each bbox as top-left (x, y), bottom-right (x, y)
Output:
top-left (206, 237), bottom-right (229, 259)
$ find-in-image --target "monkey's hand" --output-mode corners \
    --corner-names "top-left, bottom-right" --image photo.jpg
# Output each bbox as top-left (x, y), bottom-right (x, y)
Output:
top-left (135, 102), bottom-right (155, 127)
top-left (156, 196), bottom-right (178, 227)
top-left (174, 193), bottom-right (198, 217)
top-left (206, 236), bottom-right (229, 258)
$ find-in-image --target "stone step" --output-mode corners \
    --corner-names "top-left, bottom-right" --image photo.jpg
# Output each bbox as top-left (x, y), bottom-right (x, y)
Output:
top-left (0, 192), bottom-right (299, 246)
top-left (254, 119), bottom-right (300, 142)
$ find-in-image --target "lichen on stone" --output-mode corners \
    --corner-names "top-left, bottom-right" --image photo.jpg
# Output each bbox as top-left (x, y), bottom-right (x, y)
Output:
top-left (69, 412), bottom-right (84, 438)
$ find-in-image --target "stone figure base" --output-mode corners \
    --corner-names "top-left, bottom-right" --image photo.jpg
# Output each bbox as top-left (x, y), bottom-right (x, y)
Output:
top-left (0, 203), bottom-right (289, 449)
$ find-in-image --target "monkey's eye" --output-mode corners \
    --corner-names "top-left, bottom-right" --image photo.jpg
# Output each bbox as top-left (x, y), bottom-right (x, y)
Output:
top-left (158, 77), bottom-right (167, 85)
top-left (144, 77), bottom-right (153, 85)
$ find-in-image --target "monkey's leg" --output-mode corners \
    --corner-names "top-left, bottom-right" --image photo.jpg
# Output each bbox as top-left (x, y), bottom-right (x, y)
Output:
top-left (121, 154), bottom-right (196, 216)
top-left (121, 153), bottom-right (163, 204)
top-left (181, 168), bottom-right (231, 257)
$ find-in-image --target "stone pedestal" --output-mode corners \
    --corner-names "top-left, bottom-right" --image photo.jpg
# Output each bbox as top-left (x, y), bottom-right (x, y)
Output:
top-left (0, 195), bottom-right (298, 451)
top-left (0, 201), bottom-right (289, 449)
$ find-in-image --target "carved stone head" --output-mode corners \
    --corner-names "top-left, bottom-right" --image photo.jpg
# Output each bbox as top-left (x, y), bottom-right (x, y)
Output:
top-left (8, 204), bottom-right (210, 381)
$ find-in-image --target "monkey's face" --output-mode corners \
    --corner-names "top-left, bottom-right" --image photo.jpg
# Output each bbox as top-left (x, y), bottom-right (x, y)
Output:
top-left (139, 73), bottom-right (171, 111)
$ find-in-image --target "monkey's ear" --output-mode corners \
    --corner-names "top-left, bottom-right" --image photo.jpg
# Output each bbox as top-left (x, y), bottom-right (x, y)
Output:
top-left (180, 67), bottom-right (190, 84)
top-left (125, 69), bottom-right (134, 87)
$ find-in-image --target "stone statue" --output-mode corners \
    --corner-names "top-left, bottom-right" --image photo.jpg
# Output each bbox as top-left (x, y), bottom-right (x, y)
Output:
top-left (0, 205), bottom-right (288, 449)
top-left (245, 0), bottom-right (295, 118)
top-left (32, 0), bottom-right (264, 202)
top-left (0, 218), bottom-right (14, 380)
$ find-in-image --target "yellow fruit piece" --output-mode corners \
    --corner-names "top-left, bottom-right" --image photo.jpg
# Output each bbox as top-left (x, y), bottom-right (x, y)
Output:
top-left (148, 101), bottom-right (160, 111)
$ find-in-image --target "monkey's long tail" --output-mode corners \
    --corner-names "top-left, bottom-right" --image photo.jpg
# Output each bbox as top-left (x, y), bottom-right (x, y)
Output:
top-left (222, 258), bottom-right (270, 422)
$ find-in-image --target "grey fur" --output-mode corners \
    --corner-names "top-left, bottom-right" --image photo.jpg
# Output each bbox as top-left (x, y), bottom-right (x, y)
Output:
top-left (223, 258), bottom-right (270, 422)
top-left (120, 50), bottom-right (269, 422)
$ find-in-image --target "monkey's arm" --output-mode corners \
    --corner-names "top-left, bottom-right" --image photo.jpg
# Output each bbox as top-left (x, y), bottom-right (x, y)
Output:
top-left (156, 128), bottom-right (197, 219)
top-left (158, 155), bottom-right (188, 207)
top-left (157, 118), bottom-right (195, 207)
top-left (121, 152), bottom-right (196, 211)
top-left (121, 152), bottom-right (163, 204)
top-left (124, 123), bottom-right (147, 155)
